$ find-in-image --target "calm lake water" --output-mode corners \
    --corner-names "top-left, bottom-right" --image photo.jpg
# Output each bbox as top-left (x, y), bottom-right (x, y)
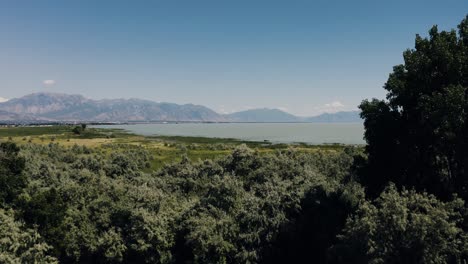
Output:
top-left (93, 123), bottom-right (365, 145)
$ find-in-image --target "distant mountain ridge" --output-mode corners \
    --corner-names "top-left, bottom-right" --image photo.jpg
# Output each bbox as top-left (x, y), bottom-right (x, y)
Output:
top-left (0, 92), bottom-right (362, 123)
top-left (0, 93), bottom-right (224, 122)
top-left (224, 108), bottom-right (361, 123)
top-left (305, 111), bottom-right (362, 123)
top-left (225, 108), bottom-right (300, 122)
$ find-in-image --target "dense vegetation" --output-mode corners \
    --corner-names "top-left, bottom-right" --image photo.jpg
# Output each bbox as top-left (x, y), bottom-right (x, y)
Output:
top-left (359, 15), bottom-right (468, 200)
top-left (0, 15), bottom-right (467, 263)
top-left (0, 139), bottom-right (362, 263)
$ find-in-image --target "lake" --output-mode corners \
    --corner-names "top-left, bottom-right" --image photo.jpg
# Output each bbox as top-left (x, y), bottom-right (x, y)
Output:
top-left (93, 123), bottom-right (365, 144)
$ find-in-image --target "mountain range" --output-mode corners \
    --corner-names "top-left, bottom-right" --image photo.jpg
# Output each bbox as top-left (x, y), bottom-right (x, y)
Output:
top-left (0, 93), bottom-right (361, 123)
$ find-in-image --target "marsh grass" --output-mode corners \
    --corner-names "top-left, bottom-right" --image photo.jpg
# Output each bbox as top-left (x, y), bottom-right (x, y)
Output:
top-left (0, 125), bottom-right (356, 170)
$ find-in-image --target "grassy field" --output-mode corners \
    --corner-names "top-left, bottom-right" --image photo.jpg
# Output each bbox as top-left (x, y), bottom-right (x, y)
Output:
top-left (0, 125), bottom-right (353, 170)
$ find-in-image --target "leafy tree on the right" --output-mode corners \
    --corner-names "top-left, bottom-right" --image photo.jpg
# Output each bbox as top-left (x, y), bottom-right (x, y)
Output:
top-left (358, 15), bottom-right (468, 199)
top-left (330, 184), bottom-right (468, 263)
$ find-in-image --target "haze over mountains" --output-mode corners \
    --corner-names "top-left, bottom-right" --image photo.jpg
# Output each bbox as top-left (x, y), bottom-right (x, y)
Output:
top-left (0, 93), bottom-right (361, 123)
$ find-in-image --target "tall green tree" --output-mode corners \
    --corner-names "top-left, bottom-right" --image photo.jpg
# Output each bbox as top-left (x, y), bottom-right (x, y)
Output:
top-left (358, 15), bottom-right (468, 199)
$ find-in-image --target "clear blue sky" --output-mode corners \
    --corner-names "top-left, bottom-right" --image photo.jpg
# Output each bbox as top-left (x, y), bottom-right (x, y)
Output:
top-left (0, 0), bottom-right (466, 116)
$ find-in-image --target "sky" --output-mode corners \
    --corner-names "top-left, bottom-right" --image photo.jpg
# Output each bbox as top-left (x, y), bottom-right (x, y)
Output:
top-left (0, 0), bottom-right (466, 116)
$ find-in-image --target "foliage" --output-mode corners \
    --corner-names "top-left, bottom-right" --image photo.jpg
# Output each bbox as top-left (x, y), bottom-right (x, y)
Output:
top-left (72, 126), bottom-right (82, 135)
top-left (0, 139), bottom-right (364, 263)
top-left (0, 208), bottom-right (57, 263)
top-left (0, 125), bottom-right (466, 263)
top-left (331, 184), bottom-right (468, 263)
top-left (358, 15), bottom-right (468, 199)
top-left (263, 180), bottom-right (365, 263)
top-left (0, 142), bottom-right (26, 205)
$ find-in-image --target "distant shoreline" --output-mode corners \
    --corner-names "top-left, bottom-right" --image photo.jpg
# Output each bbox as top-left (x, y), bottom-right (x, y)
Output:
top-left (0, 120), bottom-right (363, 127)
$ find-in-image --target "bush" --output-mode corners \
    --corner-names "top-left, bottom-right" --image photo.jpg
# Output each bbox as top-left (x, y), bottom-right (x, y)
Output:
top-left (331, 184), bottom-right (468, 263)
top-left (0, 208), bottom-right (57, 263)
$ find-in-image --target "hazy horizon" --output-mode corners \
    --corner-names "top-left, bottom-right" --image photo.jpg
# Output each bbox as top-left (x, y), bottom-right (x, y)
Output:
top-left (1, 0), bottom-right (466, 115)
top-left (0, 91), bottom-right (361, 117)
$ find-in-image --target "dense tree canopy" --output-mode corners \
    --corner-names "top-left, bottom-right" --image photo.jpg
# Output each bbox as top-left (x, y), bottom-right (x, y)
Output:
top-left (0, 208), bottom-right (57, 263)
top-left (0, 141), bottom-right (364, 263)
top-left (331, 184), bottom-right (468, 263)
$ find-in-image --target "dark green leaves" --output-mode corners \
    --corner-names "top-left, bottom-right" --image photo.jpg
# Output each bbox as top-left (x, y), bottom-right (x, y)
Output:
top-left (359, 15), bottom-right (468, 199)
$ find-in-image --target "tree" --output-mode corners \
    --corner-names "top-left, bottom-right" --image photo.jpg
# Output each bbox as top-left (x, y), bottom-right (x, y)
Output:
top-left (0, 142), bottom-right (26, 205)
top-left (358, 15), bottom-right (468, 199)
top-left (330, 184), bottom-right (468, 263)
top-left (263, 181), bottom-right (365, 263)
top-left (0, 208), bottom-right (57, 263)
top-left (72, 126), bottom-right (82, 135)
top-left (19, 188), bottom-right (68, 257)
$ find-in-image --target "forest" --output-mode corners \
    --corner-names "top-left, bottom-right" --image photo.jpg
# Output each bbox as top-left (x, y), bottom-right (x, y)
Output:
top-left (0, 15), bottom-right (468, 263)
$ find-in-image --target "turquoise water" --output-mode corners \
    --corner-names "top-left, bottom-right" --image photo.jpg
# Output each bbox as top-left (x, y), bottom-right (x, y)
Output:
top-left (93, 123), bottom-right (365, 144)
